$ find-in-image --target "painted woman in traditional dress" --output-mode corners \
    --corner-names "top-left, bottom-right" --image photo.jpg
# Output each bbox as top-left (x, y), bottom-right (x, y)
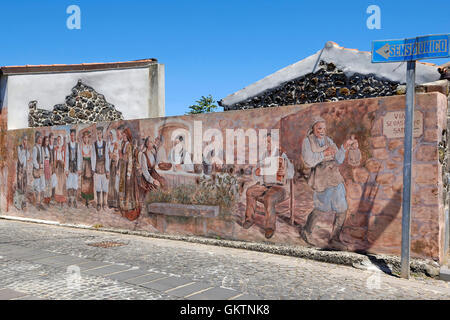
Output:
top-left (80, 131), bottom-right (94, 208)
top-left (48, 132), bottom-right (57, 204)
top-left (118, 127), bottom-right (139, 220)
top-left (16, 134), bottom-right (30, 210)
top-left (54, 135), bottom-right (66, 207)
top-left (134, 138), bottom-right (146, 206)
top-left (141, 137), bottom-right (166, 194)
top-left (107, 129), bottom-right (119, 210)
top-left (32, 132), bottom-right (45, 211)
top-left (139, 137), bottom-right (158, 204)
top-left (42, 136), bottom-right (52, 206)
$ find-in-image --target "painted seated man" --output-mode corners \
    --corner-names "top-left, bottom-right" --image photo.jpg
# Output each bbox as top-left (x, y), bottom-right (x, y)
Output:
top-left (243, 133), bottom-right (294, 239)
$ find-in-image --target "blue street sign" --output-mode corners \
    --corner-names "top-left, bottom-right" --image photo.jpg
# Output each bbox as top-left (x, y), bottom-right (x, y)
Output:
top-left (372, 34), bottom-right (450, 63)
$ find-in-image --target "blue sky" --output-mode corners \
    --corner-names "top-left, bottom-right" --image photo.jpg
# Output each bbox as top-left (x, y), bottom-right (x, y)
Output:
top-left (0, 0), bottom-right (449, 116)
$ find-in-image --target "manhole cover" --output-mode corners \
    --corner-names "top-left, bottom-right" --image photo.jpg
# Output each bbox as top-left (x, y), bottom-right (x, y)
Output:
top-left (87, 241), bottom-right (127, 248)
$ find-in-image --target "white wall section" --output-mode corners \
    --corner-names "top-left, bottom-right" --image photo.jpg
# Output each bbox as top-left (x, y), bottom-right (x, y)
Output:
top-left (7, 67), bottom-right (154, 130)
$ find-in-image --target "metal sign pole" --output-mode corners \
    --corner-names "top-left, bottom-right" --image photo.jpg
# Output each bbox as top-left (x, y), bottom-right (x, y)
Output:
top-left (400, 60), bottom-right (416, 279)
top-left (372, 33), bottom-right (449, 280)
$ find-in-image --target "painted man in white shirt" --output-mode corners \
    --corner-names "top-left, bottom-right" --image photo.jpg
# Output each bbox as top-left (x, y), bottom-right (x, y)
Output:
top-left (92, 127), bottom-right (110, 211)
top-left (65, 129), bottom-right (81, 208)
top-left (48, 132), bottom-right (57, 204)
top-left (243, 133), bottom-right (294, 239)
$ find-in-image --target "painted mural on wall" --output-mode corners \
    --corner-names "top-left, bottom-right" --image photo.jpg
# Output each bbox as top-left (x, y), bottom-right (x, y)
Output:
top-left (2, 93), bottom-right (447, 261)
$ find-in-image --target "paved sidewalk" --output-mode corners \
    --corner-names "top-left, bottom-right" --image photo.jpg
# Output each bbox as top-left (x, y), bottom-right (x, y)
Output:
top-left (0, 288), bottom-right (42, 300)
top-left (0, 219), bottom-right (449, 300)
top-left (0, 242), bottom-right (253, 300)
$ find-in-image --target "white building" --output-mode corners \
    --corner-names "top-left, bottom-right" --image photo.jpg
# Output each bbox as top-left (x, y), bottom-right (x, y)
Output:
top-left (0, 59), bottom-right (165, 130)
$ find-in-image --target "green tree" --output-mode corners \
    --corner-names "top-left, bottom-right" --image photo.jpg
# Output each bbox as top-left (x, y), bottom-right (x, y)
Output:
top-left (186, 95), bottom-right (218, 114)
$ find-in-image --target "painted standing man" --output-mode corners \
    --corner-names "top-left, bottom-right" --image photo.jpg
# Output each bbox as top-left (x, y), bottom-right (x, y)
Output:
top-left (32, 132), bottom-right (45, 211)
top-left (81, 131), bottom-right (94, 207)
top-left (65, 129), bottom-right (81, 208)
top-left (17, 134), bottom-right (30, 208)
top-left (42, 136), bottom-right (52, 206)
top-left (91, 127), bottom-right (110, 211)
top-left (243, 133), bottom-right (294, 239)
top-left (300, 116), bottom-right (354, 250)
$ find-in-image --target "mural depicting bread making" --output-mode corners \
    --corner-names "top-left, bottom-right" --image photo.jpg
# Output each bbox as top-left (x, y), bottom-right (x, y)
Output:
top-left (1, 92), bottom-right (448, 262)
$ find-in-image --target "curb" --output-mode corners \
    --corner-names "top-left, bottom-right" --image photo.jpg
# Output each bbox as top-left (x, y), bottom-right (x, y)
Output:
top-left (440, 267), bottom-right (450, 282)
top-left (0, 215), bottom-right (441, 279)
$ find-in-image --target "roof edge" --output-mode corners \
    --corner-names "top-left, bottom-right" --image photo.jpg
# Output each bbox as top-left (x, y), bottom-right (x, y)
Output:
top-left (0, 58), bottom-right (158, 75)
top-left (220, 41), bottom-right (443, 107)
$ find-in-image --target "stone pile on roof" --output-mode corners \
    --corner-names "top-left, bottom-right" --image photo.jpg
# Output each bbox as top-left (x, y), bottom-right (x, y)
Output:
top-left (29, 80), bottom-right (123, 127)
top-left (219, 41), bottom-right (444, 111)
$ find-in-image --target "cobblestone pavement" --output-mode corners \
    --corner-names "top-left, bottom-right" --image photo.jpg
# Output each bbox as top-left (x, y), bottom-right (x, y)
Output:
top-left (0, 219), bottom-right (449, 300)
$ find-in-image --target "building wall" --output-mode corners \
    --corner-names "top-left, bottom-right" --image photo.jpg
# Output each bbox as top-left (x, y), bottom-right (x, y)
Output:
top-left (219, 41), bottom-right (441, 110)
top-left (0, 93), bottom-right (447, 263)
top-left (220, 61), bottom-right (402, 111)
top-left (149, 64), bottom-right (165, 119)
top-left (0, 76), bottom-right (8, 213)
top-left (4, 66), bottom-right (165, 130)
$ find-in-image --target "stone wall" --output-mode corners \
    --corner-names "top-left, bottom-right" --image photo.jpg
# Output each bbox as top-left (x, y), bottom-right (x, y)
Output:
top-left (346, 94), bottom-right (446, 259)
top-left (220, 61), bottom-right (401, 111)
top-left (0, 93), bottom-right (447, 263)
top-left (28, 80), bottom-right (123, 127)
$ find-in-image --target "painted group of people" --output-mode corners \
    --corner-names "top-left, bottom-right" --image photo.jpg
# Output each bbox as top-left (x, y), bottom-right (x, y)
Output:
top-left (17, 132), bottom-right (65, 210)
top-left (16, 125), bottom-right (167, 221)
